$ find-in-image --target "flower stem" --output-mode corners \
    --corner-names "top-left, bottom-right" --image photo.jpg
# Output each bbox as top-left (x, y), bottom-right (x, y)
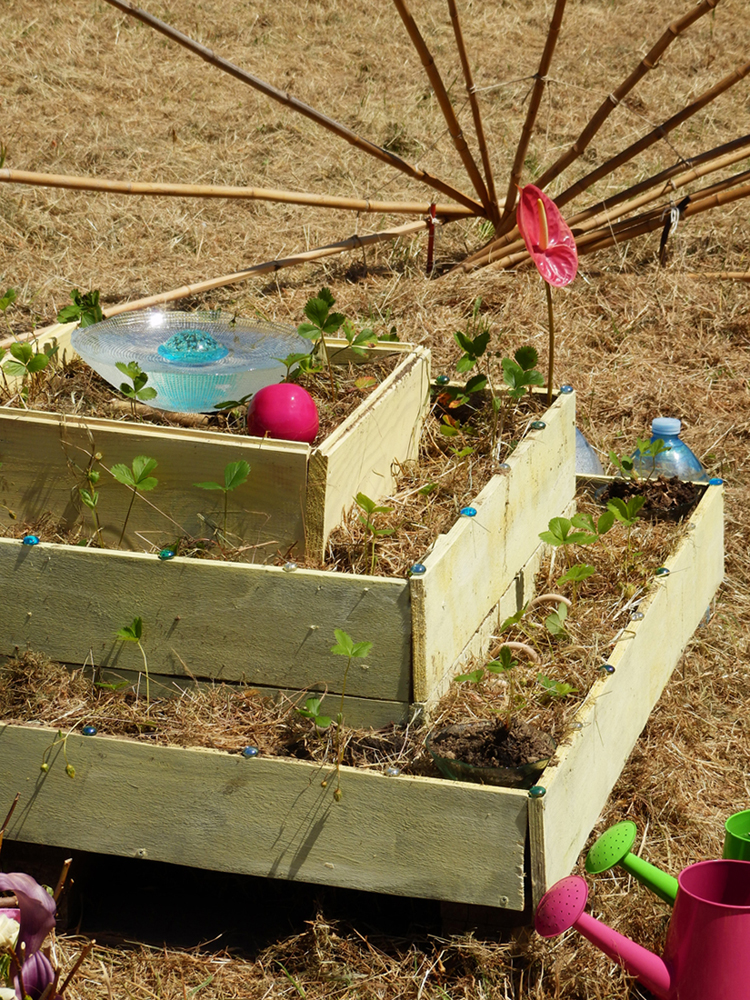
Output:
top-left (545, 280), bottom-right (555, 407)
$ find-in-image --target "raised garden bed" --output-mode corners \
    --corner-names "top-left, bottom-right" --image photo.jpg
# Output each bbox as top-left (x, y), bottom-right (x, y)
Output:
top-left (0, 384), bottom-right (576, 727)
top-left (0, 477), bottom-right (723, 912)
top-left (0, 322), bottom-right (431, 561)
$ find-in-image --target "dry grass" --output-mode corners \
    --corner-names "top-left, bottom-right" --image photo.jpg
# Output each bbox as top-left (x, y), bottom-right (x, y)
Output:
top-left (3, 0), bottom-right (750, 997)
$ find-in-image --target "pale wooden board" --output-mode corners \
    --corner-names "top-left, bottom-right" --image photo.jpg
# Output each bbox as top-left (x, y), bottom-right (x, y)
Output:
top-left (414, 500), bottom-right (577, 718)
top-left (0, 540), bottom-right (412, 701)
top-left (0, 724), bottom-right (529, 909)
top-left (307, 345), bottom-right (431, 558)
top-left (529, 481), bottom-right (724, 905)
top-left (0, 407), bottom-right (310, 555)
top-left (412, 389), bottom-right (576, 703)
top-left (73, 664), bottom-right (413, 729)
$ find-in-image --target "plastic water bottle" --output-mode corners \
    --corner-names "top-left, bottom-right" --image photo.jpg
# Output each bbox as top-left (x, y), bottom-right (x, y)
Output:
top-left (575, 428), bottom-right (604, 474)
top-left (631, 417), bottom-right (708, 482)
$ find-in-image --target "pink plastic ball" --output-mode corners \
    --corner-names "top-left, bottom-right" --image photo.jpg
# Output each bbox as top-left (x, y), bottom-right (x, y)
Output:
top-left (246, 383), bottom-right (319, 444)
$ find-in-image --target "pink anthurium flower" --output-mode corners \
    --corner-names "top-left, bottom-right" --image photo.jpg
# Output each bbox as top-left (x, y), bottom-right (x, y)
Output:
top-left (516, 183), bottom-right (579, 404)
top-left (516, 184), bottom-right (578, 287)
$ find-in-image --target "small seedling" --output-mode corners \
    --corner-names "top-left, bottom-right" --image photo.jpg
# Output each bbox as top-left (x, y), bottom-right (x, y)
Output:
top-left (297, 287), bottom-right (346, 398)
top-left (194, 459), bottom-right (251, 542)
top-left (455, 646), bottom-right (522, 730)
top-left (544, 601), bottom-right (569, 637)
top-left (115, 616), bottom-right (151, 708)
top-left (79, 467), bottom-right (104, 547)
top-left (110, 454), bottom-right (158, 547)
top-left (354, 492), bottom-right (394, 575)
top-left (609, 438), bottom-right (671, 480)
top-left (295, 695), bottom-right (332, 731)
top-left (116, 360), bottom-right (157, 415)
top-left (1, 340), bottom-right (54, 404)
top-left (556, 562), bottom-right (596, 600)
top-left (607, 494), bottom-right (646, 576)
top-left (56, 288), bottom-right (104, 328)
top-left (330, 629), bottom-right (373, 800)
top-left (537, 674), bottom-right (578, 700)
top-left (273, 350), bottom-right (322, 379)
top-left (0, 288), bottom-right (17, 336)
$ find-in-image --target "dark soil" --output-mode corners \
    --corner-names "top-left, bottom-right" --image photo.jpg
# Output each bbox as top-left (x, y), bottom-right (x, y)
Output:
top-left (427, 718), bottom-right (556, 787)
top-left (599, 476), bottom-right (702, 521)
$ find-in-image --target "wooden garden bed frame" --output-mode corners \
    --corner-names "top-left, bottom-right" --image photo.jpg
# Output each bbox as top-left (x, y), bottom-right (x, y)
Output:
top-left (0, 479), bottom-right (722, 912)
top-left (0, 386), bottom-right (576, 727)
top-left (0, 322), bottom-right (431, 561)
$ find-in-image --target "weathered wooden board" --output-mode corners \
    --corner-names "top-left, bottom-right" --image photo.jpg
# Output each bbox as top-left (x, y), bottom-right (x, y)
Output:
top-left (411, 389), bottom-right (576, 705)
top-left (307, 346), bottom-right (431, 557)
top-left (0, 725), bottom-right (529, 909)
top-left (528, 480), bottom-right (724, 906)
top-left (0, 540), bottom-right (411, 702)
top-left (0, 325), bottom-right (429, 559)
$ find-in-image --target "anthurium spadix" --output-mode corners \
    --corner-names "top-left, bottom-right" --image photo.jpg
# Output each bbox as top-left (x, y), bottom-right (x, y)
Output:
top-left (517, 183), bottom-right (578, 404)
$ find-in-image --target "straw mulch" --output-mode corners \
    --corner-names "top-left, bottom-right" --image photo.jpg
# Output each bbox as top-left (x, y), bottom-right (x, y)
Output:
top-left (3, 0), bottom-right (750, 997)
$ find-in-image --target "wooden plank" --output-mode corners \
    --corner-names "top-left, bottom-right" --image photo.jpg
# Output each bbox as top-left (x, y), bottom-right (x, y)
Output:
top-left (0, 540), bottom-right (412, 701)
top-left (307, 345), bottom-right (431, 558)
top-left (412, 389), bottom-right (576, 703)
top-left (530, 480), bottom-right (724, 905)
top-left (0, 407), bottom-right (310, 555)
top-left (0, 724), bottom-right (529, 909)
top-left (72, 665), bottom-right (413, 730)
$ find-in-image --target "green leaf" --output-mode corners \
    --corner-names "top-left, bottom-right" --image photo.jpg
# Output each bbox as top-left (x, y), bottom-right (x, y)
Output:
top-left (137, 386), bottom-right (158, 401)
top-left (115, 616), bottom-right (142, 642)
top-left (9, 342), bottom-right (32, 363)
top-left (487, 646), bottom-right (518, 672)
top-left (132, 455), bottom-right (158, 484)
top-left (499, 606), bottom-right (527, 631)
top-left (110, 463), bottom-right (136, 488)
top-left (0, 288), bottom-right (17, 312)
top-left (2, 360), bottom-right (27, 377)
top-left (321, 311), bottom-right (345, 335)
top-left (79, 488), bottom-right (98, 510)
top-left (26, 353), bottom-right (49, 374)
top-left (303, 297), bottom-right (329, 328)
top-left (556, 564), bottom-right (596, 586)
top-left (455, 355), bottom-right (476, 374)
top-left (545, 603), bottom-right (568, 636)
top-left (224, 459), bottom-right (251, 492)
top-left (316, 287), bottom-right (335, 308)
top-left (297, 321), bottom-right (321, 341)
top-left (454, 667), bottom-right (486, 684)
top-left (331, 628), bottom-right (355, 657)
top-left (116, 361), bottom-right (142, 380)
top-left (453, 330), bottom-right (474, 355)
top-left (513, 345), bottom-right (539, 371)
top-left (350, 640), bottom-right (373, 658)
top-left (355, 492), bottom-right (376, 515)
top-left (464, 373), bottom-right (487, 394)
top-left (194, 480), bottom-right (223, 491)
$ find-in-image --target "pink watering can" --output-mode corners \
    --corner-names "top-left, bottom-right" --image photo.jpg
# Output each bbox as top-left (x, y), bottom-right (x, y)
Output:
top-left (535, 859), bottom-right (750, 1000)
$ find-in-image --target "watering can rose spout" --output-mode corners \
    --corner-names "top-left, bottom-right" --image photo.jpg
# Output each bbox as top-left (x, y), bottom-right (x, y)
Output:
top-left (534, 876), bottom-right (672, 998)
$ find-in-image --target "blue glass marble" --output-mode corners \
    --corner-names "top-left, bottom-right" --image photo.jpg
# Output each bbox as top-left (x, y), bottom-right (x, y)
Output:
top-left (82, 725), bottom-right (98, 736)
top-left (435, 375), bottom-right (450, 385)
top-left (384, 766), bottom-right (401, 777)
top-left (530, 420), bottom-right (546, 431)
top-left (283, 561), bottom-right (297, 572)
top-left (630, 611), bottom-right (644, 621)
top-left (157, 329), bottom-right (228, 365)
top-left (559, 384), bottom-right (574, 394)
top-left (22, 535), bottom-right (40, 546)
top-left (498, 463), bottom-right (511, 472)
top-left (655, 567), bottom-right (670, 577)
top-left (600, 664), bottom-right (616, 674)
top-left (709, 477), bottom-right (724, 485)
top-left (460, 507), bottom-right (477, 517)
top-left (409, 563), bottom-right (427, 576)
top-left (158, 548), bottom-right (176, 560)
top-left (242, 746), bottom-right (260, 758)
top-left (528, 785), bottom-right (546, 798)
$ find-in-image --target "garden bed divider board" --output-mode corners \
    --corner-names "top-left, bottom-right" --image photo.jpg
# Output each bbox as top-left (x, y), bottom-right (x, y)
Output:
top-left (0, 724), bottom-right (529, 910)
top-left (0, 323), bottom-right (431, 559)
top-left (528, 477), bottom-right (725, 908)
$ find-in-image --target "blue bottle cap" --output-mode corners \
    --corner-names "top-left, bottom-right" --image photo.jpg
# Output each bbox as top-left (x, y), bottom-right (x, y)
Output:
top-left (652, 417), bottom-right (681, 436)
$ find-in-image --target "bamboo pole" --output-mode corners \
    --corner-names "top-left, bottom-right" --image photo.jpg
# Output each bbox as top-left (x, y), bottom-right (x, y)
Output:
top-left (391, 0), bottom-right (492, 217)
top-left (100, 0), bottom-right (483, 215)
top-left (685, 271), bottom-right (750, 280)
top-left (499, 0), bottom-right (568, 229)
top-left (535, 0), bottom-right (723, 192)
top-left (555, 58), bottom-right (750, 210)
top-left (0, 219), bottom-right (435, 347)
top-left (447, 0), bottom-right (499, 225)
top-left (460, 144), bottom-right (750, 273)
top-left (566, 133), bottom-right (750, 228)
top-left (0, 168), bottom-right (475, 218)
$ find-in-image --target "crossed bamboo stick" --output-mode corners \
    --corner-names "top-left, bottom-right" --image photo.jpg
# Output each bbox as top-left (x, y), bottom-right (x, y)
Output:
top-left (2, 0), bottom-right (748, 307)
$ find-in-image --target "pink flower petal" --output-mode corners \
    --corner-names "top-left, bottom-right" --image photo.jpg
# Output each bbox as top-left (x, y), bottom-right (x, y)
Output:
top-left (0, 874), bottom-right (56, 956)
top-left (517, 184), bottom-right (578, 288)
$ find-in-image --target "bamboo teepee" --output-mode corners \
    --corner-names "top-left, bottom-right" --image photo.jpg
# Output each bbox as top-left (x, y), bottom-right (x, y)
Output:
top-left (2, 0), bottom-right (748, 306)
